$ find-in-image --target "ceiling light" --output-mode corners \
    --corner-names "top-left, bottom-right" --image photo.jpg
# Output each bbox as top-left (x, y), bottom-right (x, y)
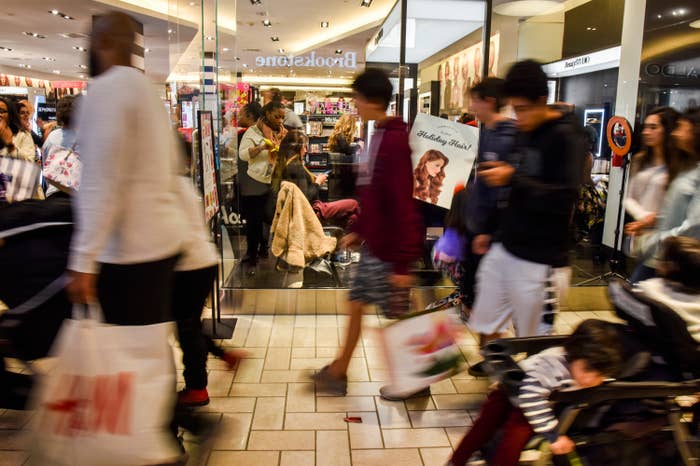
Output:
top-left (234, 56), bottom-right (241, 60)
top-left (24, 32), bottom-right (46, 39)
top-left (0, 47), bottom-right (12, 52)
top-left (493, 1), bottom-right (565, 16)
top-left (320, 21), bottom-right (329, 28)
top-left (50, 9), bottom-right (60, 15)
top-left (53, 70), bottom-right (61, 74)
top-left (78, 64), bottom-right (88, 69)
top-left (271, 36), bottom-right (279, 41)
top-left (691, 19), bottom-right (700, 28)
top-left (263, 19), bottom-right (271, 27)
top-left (168, 28), bottom-right (173, 34)
top-left (360, 0), bottom-right (373, 7)
top-left (79, 74), bottom-right (85, 79)
top-left (222, 47), bottom-right (230, 52)
top-left (73, 46), bottom-right (87, 52)
top-left (278, 48), bottom-right (285, 53)
top-left (19, 64), bottom-right (30, 68)
top-left (335, 49), bottom-right (342, 54)
top-left (42, 57), bottom-right (56, 61)
top-left (145, 48), bottom-right (151, 52)
top-left (206, 36), bottom-right (215, 41)
top-left (250, 0), bottom-right (262, 4)
top-left (657, 14), bottom-right (662, 18)
top-left (189, 2), bottom-right (197, 6)
top-left (62, 15), bottom-right (73, 20)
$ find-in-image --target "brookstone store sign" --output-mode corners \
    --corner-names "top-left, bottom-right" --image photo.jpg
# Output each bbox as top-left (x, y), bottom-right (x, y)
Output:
top-left (255, 51), bottom-right (358, 69)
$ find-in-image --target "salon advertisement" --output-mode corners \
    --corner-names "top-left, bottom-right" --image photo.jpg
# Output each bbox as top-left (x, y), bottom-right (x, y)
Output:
top-left (410, 113), bottom-right (479, 210)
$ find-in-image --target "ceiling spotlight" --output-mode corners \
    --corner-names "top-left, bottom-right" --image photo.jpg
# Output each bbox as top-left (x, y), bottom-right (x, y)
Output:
top-left (168, 28), bottom-right (173, 34)
top-left (53, 70), bottom-right (61, 74)
top-left (278, 48), bottom-right (285, 53)
top-left (250, 0), bottom-right (262, 5)
top-left (145, 48), bottom-right (151, 52)
top-left (360, 0), bottom-right (373, 6)
top-left (262, 19), bottom-right (271, 27)
top-left (73, 46), bottom-right (87, 52)
top-left (24, 32), bottom-right (46, 39)
top-left (42, 57), bottom-right (56, 61)
top-left (19, 64), bottom-right (30, 68)
top-left (62, 14), bottom-right (73, 20)
top-left (234, 56), bottom-right (241, 61)
top-left (222, 47), bottom-right (230, 52)
top-left (189, 2), bottom-right (197, 6)
top-left (335, 49), bottom-right (342, 54)
top-left (78, 64), bottom-right (88, 69)
top-left (79, 74), bottom-right (85, 79)
top-left (271, 36), bottom-right (279, 41)
top-left (242, 63), bottom-right (249, 68)
top-left (657, 14), bottom-right (662, 18)
top-left (50, 9), bottom-right (60, 15)
top-left (0, 46), bottom-right (12, 52)
top-left (320, 21), bottom-right (329, 28)
top-left (206, 36), bottom-right (215, 41)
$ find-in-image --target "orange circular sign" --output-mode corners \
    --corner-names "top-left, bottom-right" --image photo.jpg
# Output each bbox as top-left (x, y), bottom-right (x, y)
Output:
top-left (607, 116), bottom-right (632, 156)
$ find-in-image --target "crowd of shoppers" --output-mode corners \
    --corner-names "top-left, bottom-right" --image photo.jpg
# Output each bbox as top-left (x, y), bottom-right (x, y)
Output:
top-left (2, 11), bottom-right (700, 464)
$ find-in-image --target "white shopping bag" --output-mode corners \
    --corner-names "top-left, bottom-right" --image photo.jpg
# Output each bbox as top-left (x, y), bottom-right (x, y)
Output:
top-left (380, 306), bottom-right (464, 397)
top-left (29, 306), bottom-right (180, 466)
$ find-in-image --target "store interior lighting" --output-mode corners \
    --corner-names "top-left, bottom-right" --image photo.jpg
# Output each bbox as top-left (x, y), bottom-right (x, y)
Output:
top-left (493, 0), bottom-right (565, 17)
top-left (691, 19), bottom-right (700, 28)
top-left (361, 0), bottom-right (373, 7)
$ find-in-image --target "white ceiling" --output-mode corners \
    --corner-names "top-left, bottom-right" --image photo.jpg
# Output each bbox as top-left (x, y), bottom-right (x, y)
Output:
top-left (0, 0), bottom-right (397, 85)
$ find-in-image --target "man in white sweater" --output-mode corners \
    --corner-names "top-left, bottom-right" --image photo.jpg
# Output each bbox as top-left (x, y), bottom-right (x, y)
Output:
top-left (66, 12), bottom-right (186, 325)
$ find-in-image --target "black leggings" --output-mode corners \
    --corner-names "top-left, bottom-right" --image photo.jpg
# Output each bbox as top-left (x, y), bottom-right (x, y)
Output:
top-left (241, 193), bottom-right (269, 260)
top-left (173, 266), bottom-right (218, 390)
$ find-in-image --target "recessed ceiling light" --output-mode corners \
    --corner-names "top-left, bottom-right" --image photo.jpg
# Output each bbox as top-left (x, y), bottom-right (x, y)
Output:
top-left (222, 47), bottom-right (230, 52)
top-left (50, 9), bottom-right (60, 15)
top-left (691, 19), bottom-right (700, 28)
top-left (206, 36), bottom-right (215, 41)
top-left (145, 48), bottom-right (151, 52)
top-left (24, 32), bottom-right (46, 39)
top-left (73, 46), bottom-right (87, 52)
top-left (360, 0), bottom-right (372, 7)
top-left (19, 64), bottom-right (30, 69)
top-left (189, 2), bottom-right (197, 6)
top-left (0, 46), bottom-right (12, 52)
top-left (657, 14), bottom-right (662, 18)
top-left (271, 36), bottom-right (279, 41)
top-left (262, 19), bottom-right (272, 27)
top-left (335, 49), bottom-right (342, 54)
top-left (43, 57), bottom-right (56, 62)
top-left (62, 14), bottom-right (73, 20)
top-left (320, 21), bottom-right (329, 28)
top-left (234, 56), bottom-right (241, 61)
top-left (242, 63), bottom-right (249, 68)
top-left (250, 0), bottom-right (262, 5)
top-left (79, 74), bottom-right (85, 79)
top-left (278, 48), bottom-right (285, 53)
top-left (53, 70), bottom-right (61, 74)
top-left (78, 64), bottom-right (88, 69)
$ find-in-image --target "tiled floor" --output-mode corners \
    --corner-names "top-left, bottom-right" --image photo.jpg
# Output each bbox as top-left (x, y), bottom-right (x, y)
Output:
top-left (0, 288), bottom-right (619, 466)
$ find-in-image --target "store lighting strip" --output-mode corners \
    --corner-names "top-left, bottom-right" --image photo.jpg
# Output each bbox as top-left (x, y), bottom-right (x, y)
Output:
top-left (243, 76), bottom-right (353, 86)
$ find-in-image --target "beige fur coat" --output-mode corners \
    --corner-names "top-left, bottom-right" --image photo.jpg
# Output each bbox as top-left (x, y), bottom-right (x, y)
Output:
top-left (270, 181), bottom-right (336, 268)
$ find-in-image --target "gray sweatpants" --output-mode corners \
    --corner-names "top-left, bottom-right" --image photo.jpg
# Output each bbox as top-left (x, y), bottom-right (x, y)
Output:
top-left (468, 243), bottom-right (562, 337)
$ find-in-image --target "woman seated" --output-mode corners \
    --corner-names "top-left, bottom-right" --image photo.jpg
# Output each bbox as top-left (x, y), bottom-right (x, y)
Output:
top-left (270, 130), bottom-right (359, 229)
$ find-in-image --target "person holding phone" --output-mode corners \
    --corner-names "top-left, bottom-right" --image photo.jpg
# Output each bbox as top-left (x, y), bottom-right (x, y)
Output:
top-left (270, 130), bottom-right (359, 228)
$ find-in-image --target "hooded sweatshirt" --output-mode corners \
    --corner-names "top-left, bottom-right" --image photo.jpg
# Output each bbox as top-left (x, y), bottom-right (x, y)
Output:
top-left (498, 113), bottom-right (585, 267)
top-left (352, 117), bottom-right (423, 274)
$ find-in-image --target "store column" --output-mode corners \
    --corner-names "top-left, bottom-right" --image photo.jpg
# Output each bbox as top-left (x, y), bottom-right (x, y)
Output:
top-left (602, 0), bottom-right (646, 251)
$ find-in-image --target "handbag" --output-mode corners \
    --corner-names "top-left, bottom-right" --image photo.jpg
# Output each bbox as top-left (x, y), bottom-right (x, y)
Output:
top-left (29, 305), bottom-right (180, 466)
top-left (379, 305), bottom-right (464, 397)
top-left (43, 143), bottom-right (82, 193)
top-left (0, 156), bottom-right (41, 203)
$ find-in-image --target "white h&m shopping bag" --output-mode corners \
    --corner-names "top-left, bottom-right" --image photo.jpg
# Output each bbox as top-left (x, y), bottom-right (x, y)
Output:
top-left (380, 306), bottom-right (464, 397)
top-left (29, 306), bottom-right (180, 466)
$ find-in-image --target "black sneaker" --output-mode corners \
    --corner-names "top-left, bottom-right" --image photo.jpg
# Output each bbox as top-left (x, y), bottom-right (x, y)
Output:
top-left (468, 361), bottom-right (487, 378)
top-left (379, 386), bottom-right (431, 401)
top-left (311, 365), bottom-right (348, 396)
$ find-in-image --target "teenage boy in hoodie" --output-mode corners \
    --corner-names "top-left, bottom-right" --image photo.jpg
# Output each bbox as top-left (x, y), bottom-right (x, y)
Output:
top-left (469, 60), bottom-right (585, 356)
top-left (313, 68), bottom-right (423, 397)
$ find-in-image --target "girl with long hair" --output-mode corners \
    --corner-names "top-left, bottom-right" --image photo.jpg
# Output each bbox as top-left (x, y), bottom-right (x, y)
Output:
top-left (414, 149), bottom-right (449, 205)
top-left (328, 114), bottom-right (358, 154)
top-left (0, 97), bottom-right (35, 161)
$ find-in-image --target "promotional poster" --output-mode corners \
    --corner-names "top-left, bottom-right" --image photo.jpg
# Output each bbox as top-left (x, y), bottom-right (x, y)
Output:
top-left (410, 113), bottom-right (479, 210)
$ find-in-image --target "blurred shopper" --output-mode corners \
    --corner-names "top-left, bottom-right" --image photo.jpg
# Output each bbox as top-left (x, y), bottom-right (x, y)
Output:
top-left (460, 78), bottom-right (517, 317)
top-left (313, 69), bottom-right (423, 398)
top-left (238, 101), bottom-right (287, 269)
top-left (17, 100), bottom-right (42, 147)
top-left (66, 12), bottom-right (186, 325)
top-left (467, 60), bottom-right (585, 376)
top-left (41, 95), bottom-right (78, 198)
top-left (271, 130), bottom-right (359, 228)
top-left (0, 97), bottom-right (36, 161)
top-left (624, 107), bottom-right (679, 282)
top-left (634, 109), bottom-right (700, 266)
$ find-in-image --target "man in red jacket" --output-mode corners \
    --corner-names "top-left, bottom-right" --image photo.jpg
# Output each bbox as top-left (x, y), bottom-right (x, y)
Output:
top-left (313, 68), bottom-right (423, 397)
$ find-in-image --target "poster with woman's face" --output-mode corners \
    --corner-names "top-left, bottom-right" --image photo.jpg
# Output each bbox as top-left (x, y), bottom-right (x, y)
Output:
top-left (410, 113), bottom-right (479, 209)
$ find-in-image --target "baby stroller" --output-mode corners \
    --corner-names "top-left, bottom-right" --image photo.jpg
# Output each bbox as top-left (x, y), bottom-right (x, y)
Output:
top-left (481, 279), bottom-right (700, 466)
top-left (0, 197), bottom-right (73, 409)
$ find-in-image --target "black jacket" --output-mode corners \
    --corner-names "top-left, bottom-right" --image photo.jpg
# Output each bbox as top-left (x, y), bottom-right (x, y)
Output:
top-left (499, 113), bottom-right (585, 267)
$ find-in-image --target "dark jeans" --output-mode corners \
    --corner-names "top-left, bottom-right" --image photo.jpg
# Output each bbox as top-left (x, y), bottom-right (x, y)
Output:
top-left (459, 233), bottom-right (484, 308)
top-left (241, 192), bottom-right (269, 260)
top-left (173, 266), bottom-right (218, 390)
top-left (97, 255), bottom-right (179, 325)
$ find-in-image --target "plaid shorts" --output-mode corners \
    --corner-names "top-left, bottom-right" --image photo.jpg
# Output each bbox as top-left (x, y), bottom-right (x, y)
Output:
top-left (349, 247), bottom-right (410, 319)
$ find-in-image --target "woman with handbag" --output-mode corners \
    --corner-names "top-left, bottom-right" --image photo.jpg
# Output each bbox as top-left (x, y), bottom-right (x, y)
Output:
top-left (42, 95), bottom-right (79, 198)
top-left (238, 101), bottom-right (287, 269)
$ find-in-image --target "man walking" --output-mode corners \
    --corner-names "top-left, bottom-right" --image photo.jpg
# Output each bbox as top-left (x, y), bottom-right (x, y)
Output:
top-left (468, 60), bottom-right (584, 375)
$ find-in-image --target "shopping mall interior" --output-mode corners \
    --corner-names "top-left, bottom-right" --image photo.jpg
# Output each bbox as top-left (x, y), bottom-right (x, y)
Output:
top-left (1, 0), bottom-right (700, 464)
